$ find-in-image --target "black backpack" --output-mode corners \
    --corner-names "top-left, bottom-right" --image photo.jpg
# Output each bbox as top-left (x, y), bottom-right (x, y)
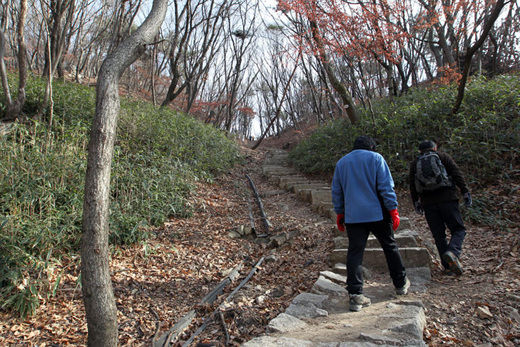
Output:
top-left (415, 152), bottom-right (453, 193)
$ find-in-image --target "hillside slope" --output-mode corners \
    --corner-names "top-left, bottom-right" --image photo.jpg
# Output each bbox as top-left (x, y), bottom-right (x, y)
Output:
top-left (1, 138), bottom-right (518, 346)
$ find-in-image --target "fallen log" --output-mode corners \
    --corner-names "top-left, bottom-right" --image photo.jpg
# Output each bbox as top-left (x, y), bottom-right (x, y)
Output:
top-left (245, 174), bottom-right (270, 237)
top-left (150, 307), bottom-right (161, 343)
top-left (219, 310), bottom-right (230, 345)
top-left (181, 257), bottom-right (265, 346)
top-left (247, 197), bottom-right (256, 235)
top-left (201, 265), bottom-right (242, 304)
top-left (154, 264), bottom-right (243, 347)
top-left (158, 310), bottom-right (196, 347)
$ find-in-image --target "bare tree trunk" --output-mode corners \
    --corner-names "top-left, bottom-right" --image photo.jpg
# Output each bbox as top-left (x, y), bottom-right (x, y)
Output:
top-left (80, 0), bottom-right (167, 345)
top-left (41, 0), bottom-right (75, 117)
top-left (16, 0), bottom-right (28, 113)
top-left (309, 20), bottom-right (358, 124)
top-left (252, 53), bottom-right (300, 150)
top-left (0, 0), bottom-right (28, 121)
top-left (160, 0), bottom-right (228, 109)
top-left (151, 35), bottom-right (158, 107)
top-left (451, 0), bottom-right (505, 115)
top-left (0, 29), bottom-right (13, 107)
top-left (43, 36), bottom-right (54, 125)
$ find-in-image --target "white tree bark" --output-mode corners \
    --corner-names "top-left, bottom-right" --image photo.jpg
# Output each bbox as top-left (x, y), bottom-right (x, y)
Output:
top-left (0, 0), bottom-right (28, 121)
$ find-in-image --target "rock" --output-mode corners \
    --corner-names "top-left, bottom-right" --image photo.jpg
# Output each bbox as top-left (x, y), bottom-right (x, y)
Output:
top-left (312, 275), bottom-right (348, 295)
top-left (359, 332), bottom-right (401, 345)
top-left (260, 190), bottom-right (286, 197)
top-left (476, 306), bottom-right (493, 319)
top-left (242, 336), bottom-right (313, 347)
top-left (267, 313), bottom-right (307, 333)
top-left (268, 234), bottom-right (287, 248)
top-left (384, 303), bottom-right (427, 339)
top-left (220, 268), bottom-right (233, 277)
top-left (228, 230), bottom-right (241, 238)
top-left (505, 306), bottom-right (520, 324)
top-left (291, 292), bottom-right (329, 307)
top-left (236, 225), bottom-right (246, 235)
top-left (243, 225), bottom-right (253, 235)
top-left (287, 229), bottom-right (300, 239)
top-left (285, 296), bottom-right (329, 319)
top-left (268, 286), bottom-right (285, 298)
top-left (284, 303), bottom-right (327, 319)
top-left (320, 270), bottom-right (347, 285)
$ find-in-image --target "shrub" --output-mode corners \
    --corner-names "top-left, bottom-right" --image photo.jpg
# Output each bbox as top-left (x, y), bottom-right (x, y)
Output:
top-left (290, 73), bottom-right (520, 228)
top-left (0, 76), bottom-right (241, 317)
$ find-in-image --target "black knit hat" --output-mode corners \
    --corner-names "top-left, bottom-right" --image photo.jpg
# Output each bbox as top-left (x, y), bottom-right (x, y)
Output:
top-left (419, 140), bottom-right (436, 152)
top-left (353, 135), bottom-right (377, 151)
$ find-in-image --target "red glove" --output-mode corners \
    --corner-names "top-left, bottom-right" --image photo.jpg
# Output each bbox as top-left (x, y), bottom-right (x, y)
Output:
top-left (389, 209), bottom-right (400, 231)
top-left (336, 213), bottom-right (345, 232)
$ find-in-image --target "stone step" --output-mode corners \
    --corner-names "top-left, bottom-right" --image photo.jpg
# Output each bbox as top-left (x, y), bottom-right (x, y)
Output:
top-left (398, 216), bottom-right (413, 230)
top-left (312, 201), bottom-right (334, 218)
top-left (284, 180), bottom-right (323, 191)
top-left (262, 165), bottom-right (297, 177)
top-left (243, 274), bottom-right (427, 347)
top-left (265, 154), bottom-right (290, 166)
top-left (310, 189), bottom-right (331, 204)
top-left (268, 175), bottom-right (306, 186)
top-left (260, 190), bottom-right (287, 198)
top-left (333, 263), bottom-right (347, 275)
top-left (253, 150), bottom-right (430, 347)
top-left (296, 188), bottom-right (317, 202)
top-left (290, 182), bottom-right (329, 193)
top-left (277, 176), bottom-right (308, 188)
top-left (295, 188), bottom-right (331, 203)
top-left (333, 229), bottom-right (419, 249)
top-left (331, 247), bottom-right (431, 270)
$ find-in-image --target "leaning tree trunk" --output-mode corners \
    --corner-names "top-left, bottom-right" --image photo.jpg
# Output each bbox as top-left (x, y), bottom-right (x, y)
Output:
top-left (451, 0), bottom-right (505, 115)
top-left (309, 20), bottom-right (359, 124)
top-left (80, 0), bottom-right (167, 346)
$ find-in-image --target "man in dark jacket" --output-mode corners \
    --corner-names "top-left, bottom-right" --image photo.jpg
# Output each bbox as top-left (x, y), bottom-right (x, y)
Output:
top-left (409, 140), bottom-right (472, 276)
top-left (333, 135), bottom-right (410, 312)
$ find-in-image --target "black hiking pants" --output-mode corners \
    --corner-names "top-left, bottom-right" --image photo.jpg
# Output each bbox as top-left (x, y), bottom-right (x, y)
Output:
top-left (424, 200), bottom-right (466, 269)
top-left (345, 219), bottom-right (407, 295)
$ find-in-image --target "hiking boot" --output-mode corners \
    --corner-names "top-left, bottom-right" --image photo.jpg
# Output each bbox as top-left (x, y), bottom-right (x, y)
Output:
top-left (442, 251), bottom-right (463, 276)
top-left (349, 294), bottom-right (371, 312)
top-left (396, 277), bottom-right (411, 295)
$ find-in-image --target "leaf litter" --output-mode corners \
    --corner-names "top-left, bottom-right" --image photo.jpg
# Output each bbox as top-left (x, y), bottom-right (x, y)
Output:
top-left (0, 140), bottom-right (518, 346)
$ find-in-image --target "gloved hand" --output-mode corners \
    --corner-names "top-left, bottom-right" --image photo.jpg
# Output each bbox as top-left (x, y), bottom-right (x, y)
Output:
top-left (414, 201), bottom-right (423, 215)
top-left (336, 213), bottom-right (345, 232)
top-left (389, 209), bottom-right (400, 231)
top-left (463, 192), bottom-right (472, 206)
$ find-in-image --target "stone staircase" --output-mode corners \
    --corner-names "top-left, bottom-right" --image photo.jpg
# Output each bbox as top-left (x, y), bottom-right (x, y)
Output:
top-left (243, 149), bottom-right (432, 346)
top-left (261, 149), bottom-right (431, 275)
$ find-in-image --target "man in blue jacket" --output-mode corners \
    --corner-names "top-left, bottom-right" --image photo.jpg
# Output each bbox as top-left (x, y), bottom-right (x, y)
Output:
top-left (332, 135), bottom-right (410, 312)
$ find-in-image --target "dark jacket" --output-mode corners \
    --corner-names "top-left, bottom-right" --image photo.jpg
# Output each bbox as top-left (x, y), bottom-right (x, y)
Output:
top-left (409, 151), bottom-right (469, 206)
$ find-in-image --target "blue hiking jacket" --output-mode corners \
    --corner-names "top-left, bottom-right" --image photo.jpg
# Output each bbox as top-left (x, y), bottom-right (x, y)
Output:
top-left (331, 149), bottom-right (398, 223)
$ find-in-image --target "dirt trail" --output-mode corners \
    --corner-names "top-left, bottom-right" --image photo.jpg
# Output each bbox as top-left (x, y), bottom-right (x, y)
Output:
top-left (0, 141), bottom-right (518, 346)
